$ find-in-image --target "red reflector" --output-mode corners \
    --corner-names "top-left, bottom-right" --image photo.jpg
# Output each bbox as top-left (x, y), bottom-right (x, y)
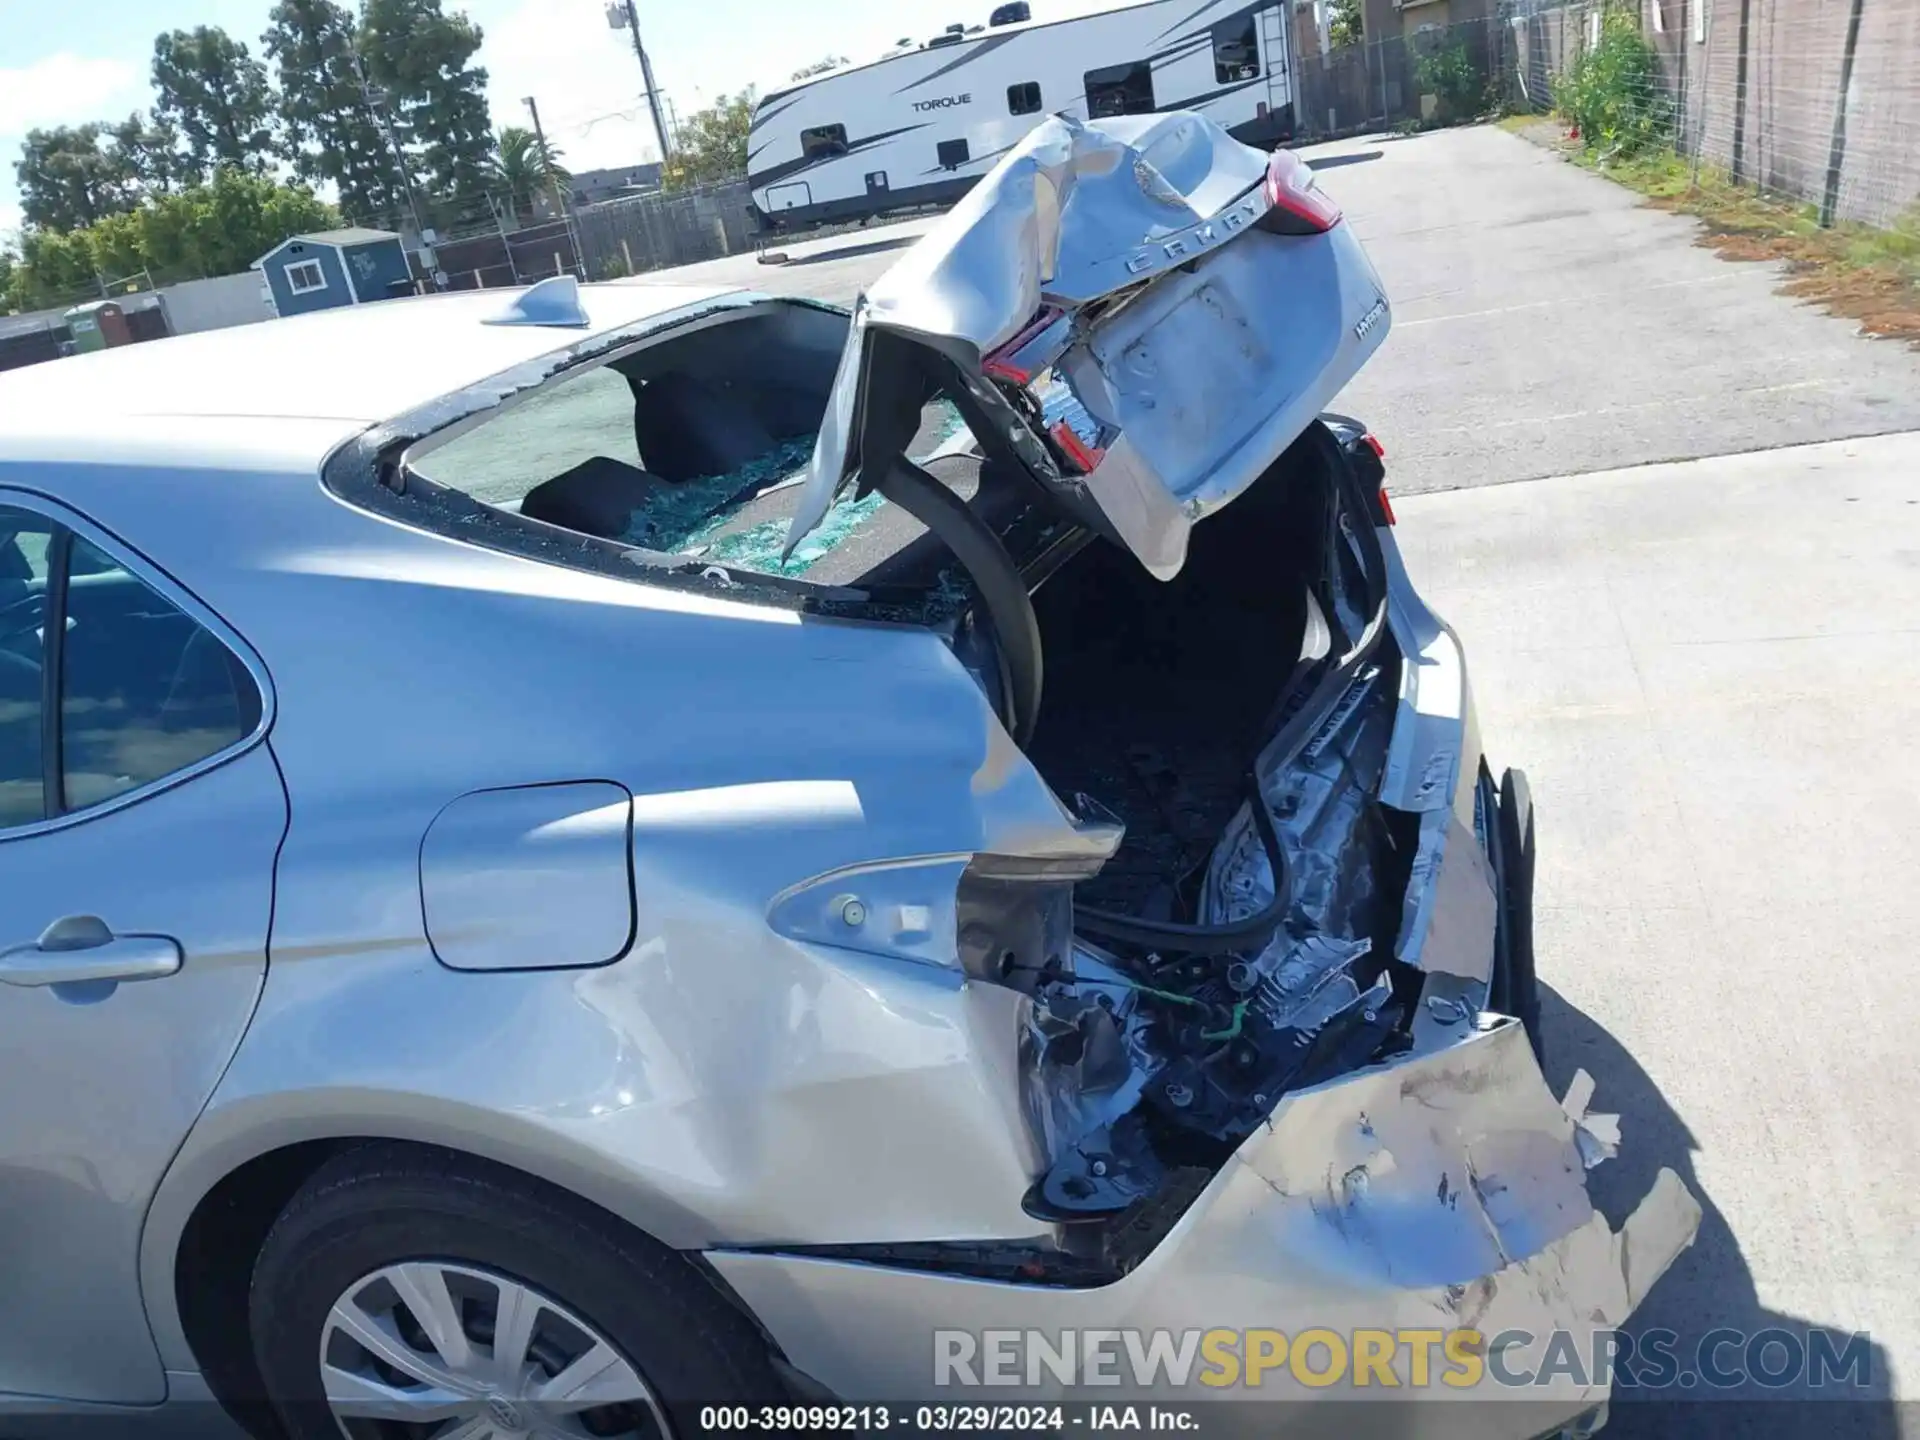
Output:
top-left (1377, 485), bottom-right (1397, 526)
top-left (1362, 432), bottom-right (1385, 459)
top-left (983, 305), bottom-right (1065, 384)
top-left (1263, 148), bottom-right (1342, 232)
top-left (1049, 420), bottom-right (1104, 473)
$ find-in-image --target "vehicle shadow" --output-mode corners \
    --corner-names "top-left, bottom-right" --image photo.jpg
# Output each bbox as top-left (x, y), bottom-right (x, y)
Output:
top-left (1539, 984), bottom-right (1899, 1438)
top-left (1305, 149), bottom-right (1384, 170)
top-left (777, 236), bottom-right (922, 268)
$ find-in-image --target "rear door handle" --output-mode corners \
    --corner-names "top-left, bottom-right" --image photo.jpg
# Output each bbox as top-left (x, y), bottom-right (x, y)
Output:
top-left (0, 915), bottom-right (182, 987)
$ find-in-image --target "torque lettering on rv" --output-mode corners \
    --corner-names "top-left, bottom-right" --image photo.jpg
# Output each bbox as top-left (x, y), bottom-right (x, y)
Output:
top-left (912, 93), bottom-right (973, 112)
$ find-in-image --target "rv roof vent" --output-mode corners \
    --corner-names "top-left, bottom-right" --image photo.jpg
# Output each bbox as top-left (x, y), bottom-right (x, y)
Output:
top-left (946, 21), bottom-right (966, 30)
top-left (989, 2), bottom-right (1031, 25)
top-left (926, 29), bottom-right (965, 45)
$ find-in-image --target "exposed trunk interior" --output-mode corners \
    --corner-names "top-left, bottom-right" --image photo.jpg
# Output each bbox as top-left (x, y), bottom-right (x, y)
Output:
top-left (1025, 452), bottom-right (1326, 921)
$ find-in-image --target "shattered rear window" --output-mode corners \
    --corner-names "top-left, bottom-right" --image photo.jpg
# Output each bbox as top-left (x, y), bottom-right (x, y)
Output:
top-left (409, 359), bottom-right (973, 582)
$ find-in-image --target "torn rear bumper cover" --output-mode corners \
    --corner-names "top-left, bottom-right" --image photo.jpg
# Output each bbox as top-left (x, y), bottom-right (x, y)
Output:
top-left (711, 958), bottom-right (1700, 1430)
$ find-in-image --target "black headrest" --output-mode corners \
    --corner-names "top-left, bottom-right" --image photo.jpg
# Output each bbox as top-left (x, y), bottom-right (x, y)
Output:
top-left (521, 457), bottom-right (668, 540)
top-left (631, 372), bottom-right (777, 483)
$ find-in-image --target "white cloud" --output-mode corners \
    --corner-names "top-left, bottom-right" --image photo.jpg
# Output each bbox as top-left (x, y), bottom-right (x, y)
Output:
top-left (1, 51), bottom-right (145, 247)
top-left (476, 0), bottom-right (672, 173)
top-left (0, 52), bottom-right (144, 138)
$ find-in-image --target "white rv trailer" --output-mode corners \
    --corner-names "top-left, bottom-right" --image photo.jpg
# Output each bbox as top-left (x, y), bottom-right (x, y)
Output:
top-left (746, 0), bottom-right (1297, 230)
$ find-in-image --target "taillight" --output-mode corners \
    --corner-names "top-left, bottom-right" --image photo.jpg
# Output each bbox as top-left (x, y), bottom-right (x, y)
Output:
top-left (983, 305), bottom-right (1070, 384)
top-left (1258, 148), bottom-right (1342, 236)
top-left (1048, 419), bottom-right (1104, 473)
top-left (1361, 432), bottom-right (1385, 459)
top-left (1376, 485), bottom-right (1397, 526)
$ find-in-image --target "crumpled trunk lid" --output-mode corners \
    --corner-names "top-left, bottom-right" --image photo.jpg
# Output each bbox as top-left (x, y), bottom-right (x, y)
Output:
top-left (785, 110), bottom-right (1393, 579)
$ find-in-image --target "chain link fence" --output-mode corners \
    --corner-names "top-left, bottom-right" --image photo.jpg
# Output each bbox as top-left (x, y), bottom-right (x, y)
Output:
top-left (1292, 17), bottom-right (1520, 141)
top-left (340, 178), bottom-right (765, 288)
top-left (1504, 0), bottom-right (1920, 231)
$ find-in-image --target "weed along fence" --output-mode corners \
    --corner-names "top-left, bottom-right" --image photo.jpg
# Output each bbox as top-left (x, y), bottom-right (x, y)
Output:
top-left (573, 181), bottom-right (759, 280)
top-left (1505, 0), bottom-right (1920, 231)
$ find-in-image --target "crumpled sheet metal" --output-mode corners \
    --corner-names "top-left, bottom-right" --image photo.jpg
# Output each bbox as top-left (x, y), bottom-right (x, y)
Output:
top-left (855, 110), bottom-right (1270, 359)
top-left (786, 111), bottom-right (1323, 566)
top-left (707, 1021), bottom-right (1701, 1427)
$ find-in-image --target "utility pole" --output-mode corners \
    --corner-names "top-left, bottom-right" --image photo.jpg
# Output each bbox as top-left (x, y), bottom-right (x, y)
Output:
top-left (343, 44), bottom-right (429, 251)
top-left (523, 97), bottom-right (583, 278)
top-left (606, 0), bottom-right (674, 163)
top-left (523, 96), bottom-right (570, 220)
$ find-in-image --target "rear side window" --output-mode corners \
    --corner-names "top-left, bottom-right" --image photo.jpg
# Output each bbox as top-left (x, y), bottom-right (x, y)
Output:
top-left (0, 506), bottom-right (54, 827)
top-left (1085, 61), bottom-right (1155, 118)
top-left (61, 538), bottom-right (259, 811)
top-left (412, 365), bottom-right (643, 510)
top-left (0, 513), bottom-right (261, 830)
top-left (801, 124), bottom-right (850, 158)
top-left (1212, 15), bottom-right (1259, 81)
top-left (1008, 81), bottom-right (1043, 115)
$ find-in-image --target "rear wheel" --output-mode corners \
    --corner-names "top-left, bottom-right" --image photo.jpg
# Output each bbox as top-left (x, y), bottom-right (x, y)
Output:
top-left (249, 1143), bottom-right (783, 1439)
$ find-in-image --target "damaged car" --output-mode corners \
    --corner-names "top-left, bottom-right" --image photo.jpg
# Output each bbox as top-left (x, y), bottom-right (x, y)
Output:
top-left (0, 111), bottom-right (1696, 1440)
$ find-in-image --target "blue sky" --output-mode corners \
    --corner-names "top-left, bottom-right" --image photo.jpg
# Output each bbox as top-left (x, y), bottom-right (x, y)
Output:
top-left (0, 0), bottom-right (1107, 242)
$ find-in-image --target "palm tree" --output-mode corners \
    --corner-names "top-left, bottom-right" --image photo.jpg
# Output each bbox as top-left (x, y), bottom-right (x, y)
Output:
top-left (488, 126), bottom-right (570, 222)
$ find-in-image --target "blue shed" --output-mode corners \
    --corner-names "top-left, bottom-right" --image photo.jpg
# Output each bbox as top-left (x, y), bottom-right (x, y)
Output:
top-left (254, 228), bottom-right (415, 317)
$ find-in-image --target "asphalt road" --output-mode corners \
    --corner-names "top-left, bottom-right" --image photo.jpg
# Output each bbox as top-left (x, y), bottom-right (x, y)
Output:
top-left (664, 125), bottom-right (1920, 495)
top-left (1396, 432), bottom-right (1920, 1433)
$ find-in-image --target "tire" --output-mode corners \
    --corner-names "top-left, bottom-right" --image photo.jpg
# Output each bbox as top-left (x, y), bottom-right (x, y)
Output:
top-left (249, 1142), bottom-right (783, 1440)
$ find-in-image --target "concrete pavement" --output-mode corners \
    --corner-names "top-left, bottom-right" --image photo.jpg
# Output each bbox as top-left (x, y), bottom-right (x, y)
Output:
top-left (1396, 431), bottom-right (1920, 1430)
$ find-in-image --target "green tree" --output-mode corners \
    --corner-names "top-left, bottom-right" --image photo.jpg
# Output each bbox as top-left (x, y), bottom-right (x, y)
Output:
top-left (8, 228), bottom-right (100, 310)
top-left (4, 171), bottom-right (336, 308)
top-left (1328, 0), bottom-right (1364, 49)
top-left (85, 208), bottom-right (151, 285)
top-left (360, 0), bottom-right (494, 221)
top-left (1414, 38), bottom-right (1491, 125)
top-left (14, 125), bottom-right (141, 232)
top-left (263, 0), bottom-right (407, 224)
top-left (151, 26), bottom-right (278, 181)
top-left (182, 166), bottom-right (336, 275)
top-left (109, 111), bottom-right (190, 194)
top-left (487, 126), bottom-right (569, 220)
top-left (660, 89), bottom-right (755, 191)
top-left (0, 251), bottom-right (17, 313)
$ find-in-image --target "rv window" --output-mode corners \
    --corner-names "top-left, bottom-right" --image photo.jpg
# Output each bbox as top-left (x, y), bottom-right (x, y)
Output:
top-left (800, 124), bottom-right (850, 159)
top-left (1211, 15), bottom-right (1260, 82)
top-left (1083, 61), bottom-right (1155, 119)
top-left (1008, 80), bottom-right (1043, 115)
top-left (936, 138), bottom-right (971, 170)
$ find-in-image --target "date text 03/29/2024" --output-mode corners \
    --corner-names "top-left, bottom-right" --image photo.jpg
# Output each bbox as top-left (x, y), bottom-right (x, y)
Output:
top-left (694, 1406), bottom-right (1196, 1432)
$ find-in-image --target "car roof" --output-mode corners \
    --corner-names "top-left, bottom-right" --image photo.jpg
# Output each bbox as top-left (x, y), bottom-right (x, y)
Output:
top-left (0, 280), bottom-right (748, 472)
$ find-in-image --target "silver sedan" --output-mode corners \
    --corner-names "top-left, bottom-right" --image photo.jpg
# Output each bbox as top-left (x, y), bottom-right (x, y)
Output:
top-left (0, 114), bottom-right (1697, 1440)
